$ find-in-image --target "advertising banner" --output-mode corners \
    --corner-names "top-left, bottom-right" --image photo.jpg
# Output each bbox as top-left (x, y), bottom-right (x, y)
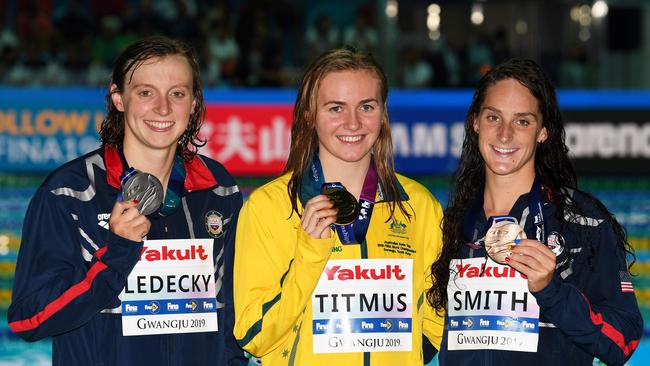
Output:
top-left (1, 88), bottom-right (649, 175)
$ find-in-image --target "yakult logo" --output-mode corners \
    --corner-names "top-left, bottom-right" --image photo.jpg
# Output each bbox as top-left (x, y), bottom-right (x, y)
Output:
top-left (323, 264), bottom-right (406, 281)
top-left (140, 245), bottom-right (208, 262)
top-left (455, 263), bottom-right (527, 279)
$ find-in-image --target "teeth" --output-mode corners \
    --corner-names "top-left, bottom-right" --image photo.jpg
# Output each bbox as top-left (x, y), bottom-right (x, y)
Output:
top-left (339, 135), bottom-right (362, 142)
top-left (494, 146), bottom-right (516, 153)
top-left (146, 120), bottom-right (174, 129)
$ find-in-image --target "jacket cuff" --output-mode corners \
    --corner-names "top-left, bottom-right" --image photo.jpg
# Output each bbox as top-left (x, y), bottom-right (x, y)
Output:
top-left (531, 275), bottom-right (562, 308)
top-left (98, 231), bottom-right (144, 276)
top-left (295, 227), bottom-right (336, 264)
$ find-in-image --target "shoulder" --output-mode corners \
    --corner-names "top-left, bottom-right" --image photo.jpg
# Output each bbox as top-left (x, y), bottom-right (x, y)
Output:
top-left (28, 148), bottom-right (104, 208)
top-left (395, 173), bottom-right (440, 204)
top-left (563, 188), bottom-right (610, 223)
top-left (194, 154), bottom-right (238, 187)
top-left (40, 148), bottom-right (104, 191)
top-left (240, 173), bottom-right (292, 220)
top-left (246, 173), bottom-right (290, 203)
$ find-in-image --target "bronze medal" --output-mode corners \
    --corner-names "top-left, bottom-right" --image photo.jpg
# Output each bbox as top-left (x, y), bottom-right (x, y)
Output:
top-left (121, 171), bottom-right (164, 216)
top-left (322, 186), bottom-right (360, 226)
top-left (484, 220), bottom-right (526, 264)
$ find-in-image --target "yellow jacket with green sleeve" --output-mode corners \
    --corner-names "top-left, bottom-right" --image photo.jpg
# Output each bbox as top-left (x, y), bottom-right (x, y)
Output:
top-left (233, 172), bottom-right (444, 366)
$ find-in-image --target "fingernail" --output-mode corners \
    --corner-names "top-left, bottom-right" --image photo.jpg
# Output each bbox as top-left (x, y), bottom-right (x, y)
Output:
top-left (513, 238), bottom-right (521, 244)
top-left (133, 199), bottom-right (140, 204)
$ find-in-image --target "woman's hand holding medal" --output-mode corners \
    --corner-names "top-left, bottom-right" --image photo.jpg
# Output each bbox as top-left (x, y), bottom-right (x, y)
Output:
top-left (484, 217), bottom-right (555, 292)
top-left (506, 239), bottom-right (556, 293)
top-left (301, 195), bottom-right (338, 239)
top-left (109, 199), bottom-right (152, 242)
top-left (109, 169), bottom-right (162, 242)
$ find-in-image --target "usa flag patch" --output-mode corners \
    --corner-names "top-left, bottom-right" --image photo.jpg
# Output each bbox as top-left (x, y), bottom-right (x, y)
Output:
top-left (620, 271), bottom-right (635, 293)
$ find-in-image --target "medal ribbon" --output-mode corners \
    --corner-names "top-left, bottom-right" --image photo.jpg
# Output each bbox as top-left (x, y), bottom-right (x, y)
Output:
top-left (463, 175), bottom-right (547, 246)
top-left (300, 154), bottom-right (378, 244)
top-left (527, 176), bottom-right (545, 242)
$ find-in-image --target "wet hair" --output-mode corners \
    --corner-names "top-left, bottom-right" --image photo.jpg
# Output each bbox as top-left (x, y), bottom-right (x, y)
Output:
top-left (99, 36), bottom-right (206, 161)
top-left (284, 47), bottom-right (410, 220)
top-left (427, 58), bottom-right (635, 313)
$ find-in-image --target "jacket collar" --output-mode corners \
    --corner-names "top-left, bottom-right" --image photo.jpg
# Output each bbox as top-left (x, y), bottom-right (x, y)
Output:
top-left (103, 145), bottom-right (218, 192)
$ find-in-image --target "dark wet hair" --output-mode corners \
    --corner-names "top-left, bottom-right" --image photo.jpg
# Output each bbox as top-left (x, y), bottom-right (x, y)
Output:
top-left (99, 36), bottom-right (206, 161)
top-left (427, 58), bottom-right (635, 313)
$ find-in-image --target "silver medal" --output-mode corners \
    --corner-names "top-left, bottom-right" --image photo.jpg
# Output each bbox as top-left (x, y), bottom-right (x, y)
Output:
top-left (121, 171), bottom-right (164, 216)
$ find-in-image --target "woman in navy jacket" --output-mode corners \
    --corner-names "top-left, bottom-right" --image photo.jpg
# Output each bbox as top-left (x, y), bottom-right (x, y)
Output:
top-left (8, 37), bottom-right (246, 366)
top-left (427, 58), bottom-right (642, 365)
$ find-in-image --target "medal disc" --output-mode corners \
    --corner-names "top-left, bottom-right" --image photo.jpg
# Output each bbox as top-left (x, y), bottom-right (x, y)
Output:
top-left (322, 185), bottom-right (359, 226)
top-left (484, 219), bottom-right (526, 264)
top-left (121, 171), bottom-right (164, 216)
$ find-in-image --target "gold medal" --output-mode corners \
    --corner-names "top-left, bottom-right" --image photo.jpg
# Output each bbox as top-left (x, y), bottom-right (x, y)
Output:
top-left (484, 219), bottom-right (526, 264)
top-left (321, 185), bottom-right (360, 226)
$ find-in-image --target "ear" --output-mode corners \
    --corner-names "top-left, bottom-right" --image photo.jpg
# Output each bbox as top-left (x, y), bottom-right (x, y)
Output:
top-left (472, 118), bottom-right (479, 133)
top-left (537, 126), bottom-right (548, 143)
top-left (191, 96), bottom-right (197, 115)
top-left (110, 84), bottom-right (125, 112)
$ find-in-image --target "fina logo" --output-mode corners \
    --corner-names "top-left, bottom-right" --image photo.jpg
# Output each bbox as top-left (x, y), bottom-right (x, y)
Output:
top-left (124, 304), bottom-right (138, 313)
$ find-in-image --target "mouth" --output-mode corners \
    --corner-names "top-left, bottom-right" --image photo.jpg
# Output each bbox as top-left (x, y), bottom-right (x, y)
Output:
top-left (145, 120), bottom-right (175, 131)
top-left (492, 145), bottom-right (517, 154)
top-left (337, 135), bottom-right (364, 143)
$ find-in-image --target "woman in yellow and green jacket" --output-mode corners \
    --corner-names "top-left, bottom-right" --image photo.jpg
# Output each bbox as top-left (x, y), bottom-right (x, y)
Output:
top-left (233, 47), bottom-right (444, 366)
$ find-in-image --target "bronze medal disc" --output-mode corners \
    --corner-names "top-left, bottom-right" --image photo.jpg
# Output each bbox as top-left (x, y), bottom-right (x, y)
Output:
top-left (484, 220), bottom-right (526, 264)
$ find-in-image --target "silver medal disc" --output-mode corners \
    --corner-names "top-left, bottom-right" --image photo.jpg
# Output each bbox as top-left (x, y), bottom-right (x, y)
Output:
top-left (121, 171), bottom-right (164, 216)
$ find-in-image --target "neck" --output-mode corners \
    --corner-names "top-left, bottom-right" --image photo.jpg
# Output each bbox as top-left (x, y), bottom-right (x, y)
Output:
top-left (123, 145), bottom-right (177, 192)
top-left (483, 170), bottom-right (535, 218)
top-left (320, 154), bottom-right (371, 199)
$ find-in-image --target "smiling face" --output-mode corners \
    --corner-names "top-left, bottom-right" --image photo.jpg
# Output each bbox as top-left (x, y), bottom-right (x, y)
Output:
top-left (111, 54), bottom-right (196, 158)
top-left (315, 69), bottom-right (383, 168)
top-left (473, 78), bottom-right (548, 181)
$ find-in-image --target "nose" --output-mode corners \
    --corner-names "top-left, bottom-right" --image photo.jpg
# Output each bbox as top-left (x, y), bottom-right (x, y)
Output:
top-left (497, 121), bottom-right (513, 143)
top-left (343, 110), bottom-right (361, 131)
top-left (154, 95), bottom-right (171, 115)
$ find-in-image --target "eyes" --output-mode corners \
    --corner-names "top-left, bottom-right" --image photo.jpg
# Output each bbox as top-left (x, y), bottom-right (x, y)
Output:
top-left (328, 103), bottom-right (378, 114)
top-left (484, 113), bottom-right (534, 127)
top-left (136, 88), bottom-right (190, 99)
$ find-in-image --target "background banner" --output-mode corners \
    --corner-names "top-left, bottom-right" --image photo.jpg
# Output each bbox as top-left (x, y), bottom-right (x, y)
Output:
top-left (2, 88), bottom-right (649, 175)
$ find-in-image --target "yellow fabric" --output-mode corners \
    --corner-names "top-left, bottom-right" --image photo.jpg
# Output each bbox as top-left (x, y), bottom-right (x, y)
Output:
top-left (234, 172), bottom-right (444, 365)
